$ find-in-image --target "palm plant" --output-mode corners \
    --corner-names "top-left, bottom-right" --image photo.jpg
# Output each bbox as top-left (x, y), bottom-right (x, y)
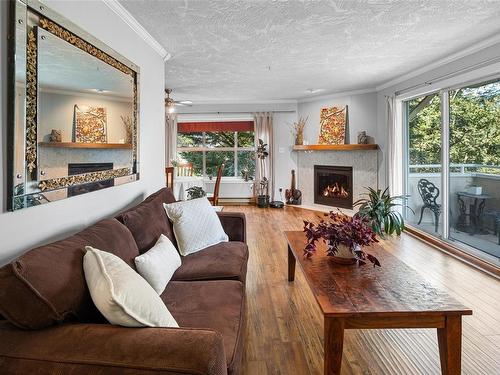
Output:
top-left (353, 187), bottom-right (412, 237)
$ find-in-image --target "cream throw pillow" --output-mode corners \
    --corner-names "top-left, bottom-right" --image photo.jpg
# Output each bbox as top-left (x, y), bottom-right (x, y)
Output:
top-left (135, 235), bottom-right (181, 294)
top-left (163, 197), bottom-right (228, 256)
top-left (83, 246), bottom-right (178, 328)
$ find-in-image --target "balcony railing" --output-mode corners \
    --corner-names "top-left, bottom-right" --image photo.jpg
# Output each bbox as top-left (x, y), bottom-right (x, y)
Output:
top-left (409, 163), bottom-right (500, 180)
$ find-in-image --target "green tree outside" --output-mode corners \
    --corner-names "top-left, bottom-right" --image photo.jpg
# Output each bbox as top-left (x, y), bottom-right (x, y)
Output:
top-left (177, 131), bottom-right (256, 177)
top-left (408, 80), bottom-right (500, 174)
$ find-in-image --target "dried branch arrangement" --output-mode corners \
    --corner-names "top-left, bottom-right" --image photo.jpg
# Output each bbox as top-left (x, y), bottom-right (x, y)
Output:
top-left (291, 116), bottom-right (308, 145)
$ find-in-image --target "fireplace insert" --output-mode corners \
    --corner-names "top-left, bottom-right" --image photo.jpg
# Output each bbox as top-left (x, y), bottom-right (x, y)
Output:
top-left (314, 165), bottom-right (353, 209)
top-left (68, 163), bottom-right (113, 197)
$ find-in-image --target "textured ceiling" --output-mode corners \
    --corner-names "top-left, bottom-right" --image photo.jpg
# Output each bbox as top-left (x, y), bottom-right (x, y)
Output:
top-left (120, 0), bottom-right (500, 101)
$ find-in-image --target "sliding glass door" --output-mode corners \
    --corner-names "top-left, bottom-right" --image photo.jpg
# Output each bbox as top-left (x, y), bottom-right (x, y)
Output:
top-left (448, 80), bottom-right (500, 260)
top-left (403, 78), bottom-right (500, 263)
top-left (404, 93), bottom-right (443, 235)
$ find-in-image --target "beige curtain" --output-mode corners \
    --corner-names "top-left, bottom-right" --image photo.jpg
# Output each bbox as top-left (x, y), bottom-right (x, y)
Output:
top-left (386, 96), bottom-right (403, 197)
top-left (165, 113), bottom-right (177, 166)
top-left (254, 112), bottom-right (274, 199)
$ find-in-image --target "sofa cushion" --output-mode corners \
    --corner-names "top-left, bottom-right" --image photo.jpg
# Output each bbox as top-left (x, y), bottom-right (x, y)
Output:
top-left (162, 280), bottom-right (245, 375)
top-left (84, 246), bottom-right (178, 328)
top-left (172, 241), bottom-right (249, 284)
top-left (117, 188), bottom-right (177, 253)
top-left (0, 218), bottom-right (139, 330)
top-left (135, 235), bottom-right (181, 294)
top-left (164, 198), bottom-right (228, 256)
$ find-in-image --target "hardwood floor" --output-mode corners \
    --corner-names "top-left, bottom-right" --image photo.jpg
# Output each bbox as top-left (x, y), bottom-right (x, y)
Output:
top-left (226, 205), bottom-right (500, 375)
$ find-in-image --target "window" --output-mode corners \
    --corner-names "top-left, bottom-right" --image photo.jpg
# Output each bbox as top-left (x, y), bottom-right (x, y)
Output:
top-left (403, 78), bottom-right (500, 263)
top-left (176, 121), bottom-right (256, 178)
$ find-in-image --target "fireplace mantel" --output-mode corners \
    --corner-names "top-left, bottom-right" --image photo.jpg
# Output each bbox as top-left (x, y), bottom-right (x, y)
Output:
top-left (293, 144), bottom-right (377, 151)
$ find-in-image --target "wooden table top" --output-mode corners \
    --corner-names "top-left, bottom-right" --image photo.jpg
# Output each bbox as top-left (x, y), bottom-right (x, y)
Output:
top-left (285, 231), bottom-right (472, 318)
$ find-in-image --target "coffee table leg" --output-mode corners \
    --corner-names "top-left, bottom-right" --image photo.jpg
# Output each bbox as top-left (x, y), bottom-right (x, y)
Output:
top-left (437, 315), bottom-right (462, 375)
top-left (288, 245), bottom-right (296, 282)
top-left (324, 317), bottom-right (344, 375)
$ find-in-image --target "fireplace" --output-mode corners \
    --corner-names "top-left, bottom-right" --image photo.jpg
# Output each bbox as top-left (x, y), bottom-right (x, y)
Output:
top-left (314, 165), bottom-right (353, 209)
top-left (68, 162), bottom-right (114, 197)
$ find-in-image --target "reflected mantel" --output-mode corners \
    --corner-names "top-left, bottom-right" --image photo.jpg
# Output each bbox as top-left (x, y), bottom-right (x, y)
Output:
top-left (39, 142), bottom-right (133, 150)
top-left (293, 144), bottom-right (378, 151)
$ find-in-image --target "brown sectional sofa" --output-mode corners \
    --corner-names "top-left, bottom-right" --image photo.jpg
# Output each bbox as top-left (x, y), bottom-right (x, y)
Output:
top-left (0, 188), bottom-right (248, 375)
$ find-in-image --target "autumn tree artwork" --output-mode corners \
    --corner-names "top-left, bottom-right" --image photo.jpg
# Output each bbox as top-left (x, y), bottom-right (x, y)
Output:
top-left (318, 106), bottom-right (347, 145)
top-left (73, 105), bottom-right (107, 143)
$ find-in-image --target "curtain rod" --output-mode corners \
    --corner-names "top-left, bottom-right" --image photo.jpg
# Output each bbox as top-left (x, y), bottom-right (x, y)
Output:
top-left (395, 55), bottom-right (500, 96)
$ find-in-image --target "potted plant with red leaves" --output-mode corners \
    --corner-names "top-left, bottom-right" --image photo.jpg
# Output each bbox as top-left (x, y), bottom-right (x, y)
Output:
top-left (303, 212), bottom-right (381, 266)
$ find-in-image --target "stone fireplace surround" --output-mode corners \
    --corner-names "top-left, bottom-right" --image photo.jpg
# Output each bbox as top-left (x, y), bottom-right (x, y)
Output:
top-left (296, 149), bottom-right (378, 214)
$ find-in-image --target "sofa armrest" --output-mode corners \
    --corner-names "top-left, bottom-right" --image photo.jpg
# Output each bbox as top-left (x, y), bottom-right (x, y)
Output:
top-left (0, 322), bottom-right (227, 375)
top-left (217, 212), bottom-right (246, 243)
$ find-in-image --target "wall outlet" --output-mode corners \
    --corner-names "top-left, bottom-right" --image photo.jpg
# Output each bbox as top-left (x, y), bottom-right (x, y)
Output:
top-left (278, 147), bottom-right (285, 153)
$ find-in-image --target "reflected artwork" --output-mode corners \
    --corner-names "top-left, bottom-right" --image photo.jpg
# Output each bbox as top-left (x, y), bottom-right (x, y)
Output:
top-left (73, 105), bottom-right (107, 143)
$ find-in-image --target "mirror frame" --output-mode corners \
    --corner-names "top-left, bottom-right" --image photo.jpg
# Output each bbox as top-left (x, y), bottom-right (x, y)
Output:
top-left (7, 0), bottom-right (140, 211)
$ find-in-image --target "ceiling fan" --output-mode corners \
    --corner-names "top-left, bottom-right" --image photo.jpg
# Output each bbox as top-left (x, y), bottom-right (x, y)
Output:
top-left (165, 88), bottom-right (192, 113)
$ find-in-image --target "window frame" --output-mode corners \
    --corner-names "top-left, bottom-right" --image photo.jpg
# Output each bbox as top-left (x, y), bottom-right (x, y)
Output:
top-left (176, 129), bottom-right (256, 178)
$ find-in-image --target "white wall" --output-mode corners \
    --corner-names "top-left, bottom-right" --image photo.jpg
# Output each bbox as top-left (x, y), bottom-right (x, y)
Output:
top-left (0, 0), bottom-right (166, 264)
top-left (297, 91), bottom-right (378, 145)
top-left (273, 111), bottom-right (298, 199)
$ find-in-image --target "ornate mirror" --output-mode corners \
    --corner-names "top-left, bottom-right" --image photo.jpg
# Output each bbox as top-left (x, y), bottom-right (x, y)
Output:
top-left (8, 0), bottom-right (139, 211)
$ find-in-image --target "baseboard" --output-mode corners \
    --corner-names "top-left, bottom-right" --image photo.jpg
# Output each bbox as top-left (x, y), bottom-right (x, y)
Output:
top-left (404, 225), bottom-right (500, 279)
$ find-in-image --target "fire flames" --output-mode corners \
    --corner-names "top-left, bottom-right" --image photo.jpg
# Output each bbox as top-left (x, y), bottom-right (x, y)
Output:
top-left (322, 183), bottom-right (349, 199)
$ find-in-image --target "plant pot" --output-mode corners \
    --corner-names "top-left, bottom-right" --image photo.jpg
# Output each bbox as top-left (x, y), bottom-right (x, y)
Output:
top-left (328, 243), bottom-right (357, 265)
top-left (295, 133), bottom-right (304, 145)
top-left (257, 194), bottom-right (270, 208)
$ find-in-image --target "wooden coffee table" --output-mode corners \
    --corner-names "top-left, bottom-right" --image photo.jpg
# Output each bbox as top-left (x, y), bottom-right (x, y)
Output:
top-left (285, 231), bottom-right (472, 375)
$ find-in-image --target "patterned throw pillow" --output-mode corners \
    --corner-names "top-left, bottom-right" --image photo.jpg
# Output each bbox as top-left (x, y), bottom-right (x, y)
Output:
top-left (163, 198), bottom-right (228, 256)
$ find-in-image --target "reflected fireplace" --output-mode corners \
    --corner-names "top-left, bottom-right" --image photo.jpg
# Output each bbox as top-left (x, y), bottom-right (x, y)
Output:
top-left (68, 162), bottom-right (114, 197)
top-left (314, 165), bottom-right (353, 209)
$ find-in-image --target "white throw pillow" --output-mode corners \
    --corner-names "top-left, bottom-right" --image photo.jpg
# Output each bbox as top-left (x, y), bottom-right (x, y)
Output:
top-left (135, 235), bottom-right (181, 294)
top-left (83, 246), bottom-right (178, 328)
top-left (163, 197), bottom-right (228, 256)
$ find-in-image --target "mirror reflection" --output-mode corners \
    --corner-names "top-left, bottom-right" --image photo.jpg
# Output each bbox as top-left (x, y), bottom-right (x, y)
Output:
top-left (10, 3), bottom-right (139, 211)
top-left (36, 28), bottom-right (134, 200)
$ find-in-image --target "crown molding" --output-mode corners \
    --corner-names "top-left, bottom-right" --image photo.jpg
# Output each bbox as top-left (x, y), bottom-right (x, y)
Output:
top-left (376, 32), bottom-right (500, 92)
top-left (297, 88), bottom-right (376, 103)
top-left (102, 0), bottom-right (171, 61)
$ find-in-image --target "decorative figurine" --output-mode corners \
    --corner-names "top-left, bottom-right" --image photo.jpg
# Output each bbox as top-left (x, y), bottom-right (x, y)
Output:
top-left (50, 129), bottom-right (62, 142)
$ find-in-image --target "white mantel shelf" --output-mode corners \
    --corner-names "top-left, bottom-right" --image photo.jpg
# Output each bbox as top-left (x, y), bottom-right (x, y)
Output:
top-left (293, 144), bottom-right (378, 151)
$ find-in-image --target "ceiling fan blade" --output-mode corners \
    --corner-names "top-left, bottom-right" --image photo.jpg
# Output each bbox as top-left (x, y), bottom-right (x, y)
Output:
top-left (174, 100), bottom-right (193, 107)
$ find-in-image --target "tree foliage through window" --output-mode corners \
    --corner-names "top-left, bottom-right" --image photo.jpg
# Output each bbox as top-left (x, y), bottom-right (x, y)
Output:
top-left (408, 80), bottom-right (500, 174)
top-left (177, 130), bottom-right (256, 178)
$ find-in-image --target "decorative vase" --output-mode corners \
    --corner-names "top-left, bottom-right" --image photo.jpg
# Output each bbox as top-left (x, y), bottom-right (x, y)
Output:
top-left (329, 243), bottom-right (357, 265)
top-left (50, 129), bottom-right (62, 143)
top-left (295, 133), bottom-right (304, 146)
top-left (357, 131), bottom-right (368, 144)
top-left (257, 194), bottom-right (270, 208)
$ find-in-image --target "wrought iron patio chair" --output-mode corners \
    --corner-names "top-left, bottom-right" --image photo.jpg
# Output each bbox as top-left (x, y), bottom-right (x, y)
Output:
top-left (417, 178), bottom-right (442, 233)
